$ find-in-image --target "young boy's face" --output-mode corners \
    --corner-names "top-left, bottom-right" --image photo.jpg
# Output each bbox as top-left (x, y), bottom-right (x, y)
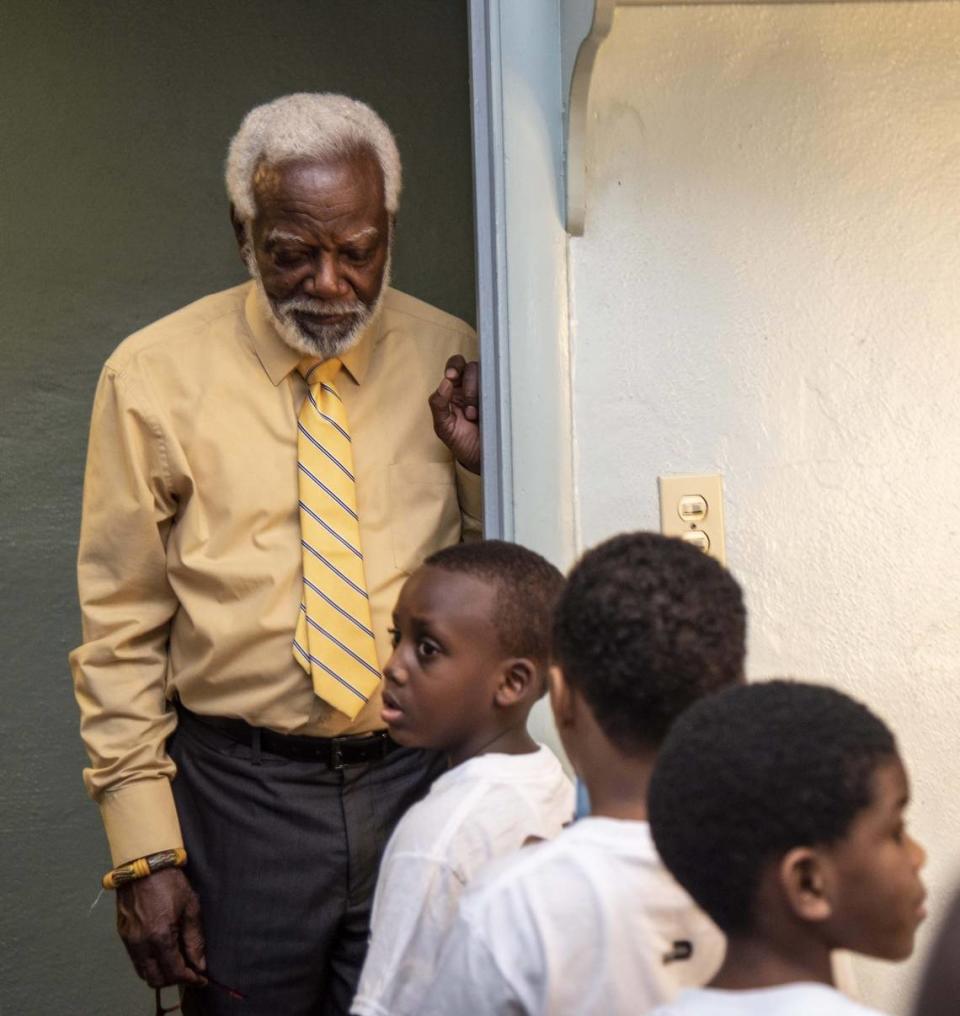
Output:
top-left (382, 565), bottom-right (507, 763)
top-left (824, 755), bottom-right (926, 960)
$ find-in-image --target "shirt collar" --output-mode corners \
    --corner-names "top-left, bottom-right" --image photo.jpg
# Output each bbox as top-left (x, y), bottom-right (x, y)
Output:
top-left (243, 281), bottom-right (379, 387)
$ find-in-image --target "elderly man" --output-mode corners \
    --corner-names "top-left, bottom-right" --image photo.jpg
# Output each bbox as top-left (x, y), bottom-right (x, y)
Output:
top-left (70, 93), bottom-right (481, 1015)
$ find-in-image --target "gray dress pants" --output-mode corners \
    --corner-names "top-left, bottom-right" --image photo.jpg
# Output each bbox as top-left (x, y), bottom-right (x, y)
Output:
top-left (168, 709), bottom-right (444, 1016)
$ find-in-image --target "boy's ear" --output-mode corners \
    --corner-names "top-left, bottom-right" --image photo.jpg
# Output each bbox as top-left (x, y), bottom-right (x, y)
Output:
top-left (779, 847), bottom-right (833, 924)
top-left (494, 658), bottom-right (538, 707)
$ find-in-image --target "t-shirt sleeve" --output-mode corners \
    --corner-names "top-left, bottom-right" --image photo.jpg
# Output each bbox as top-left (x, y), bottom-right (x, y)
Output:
top-left (351, 853), bottom-right (468, 1016)
top-left (421, 908), bottom-right (525, 1016)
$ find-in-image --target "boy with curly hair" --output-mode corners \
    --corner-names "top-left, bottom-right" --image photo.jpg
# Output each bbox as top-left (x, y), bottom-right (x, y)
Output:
top-left (423, 532), bottom-right (746, 1014)
top-left (648, 680), bottom-right (926, 1015)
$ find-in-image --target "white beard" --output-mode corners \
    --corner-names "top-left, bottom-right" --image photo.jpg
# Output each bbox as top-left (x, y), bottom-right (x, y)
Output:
top-left (245, 247), bottom-right (391, 360)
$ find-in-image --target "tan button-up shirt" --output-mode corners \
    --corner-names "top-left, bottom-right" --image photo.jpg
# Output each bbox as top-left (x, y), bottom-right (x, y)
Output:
top-left (70, 282), bottom-right (482, 865)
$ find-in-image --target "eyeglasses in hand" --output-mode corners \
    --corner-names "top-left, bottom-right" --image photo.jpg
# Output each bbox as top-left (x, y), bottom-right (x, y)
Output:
top-left (153, 975), bottom-right (245, 1014)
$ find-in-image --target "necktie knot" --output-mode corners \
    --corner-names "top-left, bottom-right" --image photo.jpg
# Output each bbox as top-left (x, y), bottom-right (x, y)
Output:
top-left (298, 357), bottom-right (342, 387)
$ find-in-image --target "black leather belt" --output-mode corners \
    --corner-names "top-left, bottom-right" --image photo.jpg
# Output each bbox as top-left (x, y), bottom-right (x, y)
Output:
top-left (176, 703), bottom-right (398, 769)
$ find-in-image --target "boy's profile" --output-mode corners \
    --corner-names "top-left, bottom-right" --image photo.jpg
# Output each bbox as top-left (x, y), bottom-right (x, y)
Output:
top-left (648, 680), bottom-right (927, 1016)
top-left (350, 540), bottom-right (574, 1016)
top-left (423, 531), bottom-right (746, 1015)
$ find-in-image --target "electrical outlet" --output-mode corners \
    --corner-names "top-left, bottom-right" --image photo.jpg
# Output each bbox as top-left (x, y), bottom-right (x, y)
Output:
top-left (658, 474), bottom-right (726, 564)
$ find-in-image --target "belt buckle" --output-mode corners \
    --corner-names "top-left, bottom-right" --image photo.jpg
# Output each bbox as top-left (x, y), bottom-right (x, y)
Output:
top-left (330, 739), bottom-right (346, 771)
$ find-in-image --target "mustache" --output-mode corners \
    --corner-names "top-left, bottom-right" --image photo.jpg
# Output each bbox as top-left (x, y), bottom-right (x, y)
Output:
top-left (275, 296), bottom-right (366, 317)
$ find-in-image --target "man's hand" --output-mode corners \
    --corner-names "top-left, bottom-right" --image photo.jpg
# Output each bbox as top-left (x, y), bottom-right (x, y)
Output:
top-left (116, 867), bottom-right (207, 989)
top-left (429, 355), bottom-right (481, 474)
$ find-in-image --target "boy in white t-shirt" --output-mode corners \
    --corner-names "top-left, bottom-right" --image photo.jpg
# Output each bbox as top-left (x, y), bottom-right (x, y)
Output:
top-left (422, 532), bottom-right (747, 1015)
top-left (648, 681), bottom-right (927, 1016)
top-left (350, 540), bottom-right (574, 1016)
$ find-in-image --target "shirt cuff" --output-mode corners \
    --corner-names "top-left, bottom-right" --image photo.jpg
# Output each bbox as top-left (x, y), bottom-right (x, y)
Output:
top-left (455, 462), bottom-right (483, 535)
top-left (349, 997), bottom-right (390, 1016)
top-left (100, 779), bottom-right (184, 867)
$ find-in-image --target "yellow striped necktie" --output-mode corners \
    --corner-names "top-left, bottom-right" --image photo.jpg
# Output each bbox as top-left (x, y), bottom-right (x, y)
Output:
top-left (293, 357), bottom-right (380, 718)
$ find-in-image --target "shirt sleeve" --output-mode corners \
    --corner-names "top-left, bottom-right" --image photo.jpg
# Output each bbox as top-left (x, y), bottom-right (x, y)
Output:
top-left (351, 853), bottom-right (469, 1016)
top-left (420, 908), bottom-right (525, 1016)
top-left (455, 462), bottom-right (483, 541)
top-left (69, 364), bottom-right (183, 865)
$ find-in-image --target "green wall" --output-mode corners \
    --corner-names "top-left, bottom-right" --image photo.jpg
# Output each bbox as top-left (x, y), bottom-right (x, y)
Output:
top-left (0, 2), bottom-right (475, 1011)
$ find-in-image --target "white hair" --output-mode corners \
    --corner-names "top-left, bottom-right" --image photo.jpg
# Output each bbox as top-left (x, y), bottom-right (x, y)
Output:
top-left (226, 93), bottom-right (402, 221)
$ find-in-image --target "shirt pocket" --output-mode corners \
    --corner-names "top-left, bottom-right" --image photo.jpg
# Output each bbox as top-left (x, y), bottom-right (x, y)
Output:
top-left (388, 461), bottom-right (461, 574)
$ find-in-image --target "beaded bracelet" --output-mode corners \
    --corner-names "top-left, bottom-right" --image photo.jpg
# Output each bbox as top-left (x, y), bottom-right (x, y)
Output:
top-left (102, 847), bottom-right (188, 890)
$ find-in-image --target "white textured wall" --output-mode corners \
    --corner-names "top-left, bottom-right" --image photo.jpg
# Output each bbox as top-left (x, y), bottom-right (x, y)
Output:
top-left (569, 6), bottom-right (960, 1013)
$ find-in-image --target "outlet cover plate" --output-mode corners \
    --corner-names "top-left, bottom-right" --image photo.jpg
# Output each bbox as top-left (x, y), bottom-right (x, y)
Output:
top-left (658, 474), bottom-right (726, 564)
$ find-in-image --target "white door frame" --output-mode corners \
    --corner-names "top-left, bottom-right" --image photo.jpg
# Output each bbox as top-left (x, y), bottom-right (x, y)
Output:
top-left (467, 0), bottom-right (513, 541)
top-left (467, 0), bottom-right (578, 566)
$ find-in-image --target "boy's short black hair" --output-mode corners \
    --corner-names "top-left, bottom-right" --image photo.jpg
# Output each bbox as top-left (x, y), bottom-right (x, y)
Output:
top-left (425, 540), bottom-right (564, 670)
top-left (552, 532), bottom-right (746, 754)
top-left (648, 680), bottom-right (898, 935)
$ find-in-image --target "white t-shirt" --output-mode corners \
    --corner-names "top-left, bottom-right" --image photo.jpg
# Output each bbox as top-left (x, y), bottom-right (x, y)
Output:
top-left (651, 984), bottom-right (885, 1016)
top-left (420, 816), bottom-right (724, 1015)
top-left (350, 745), bottom-right (574, 1016)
